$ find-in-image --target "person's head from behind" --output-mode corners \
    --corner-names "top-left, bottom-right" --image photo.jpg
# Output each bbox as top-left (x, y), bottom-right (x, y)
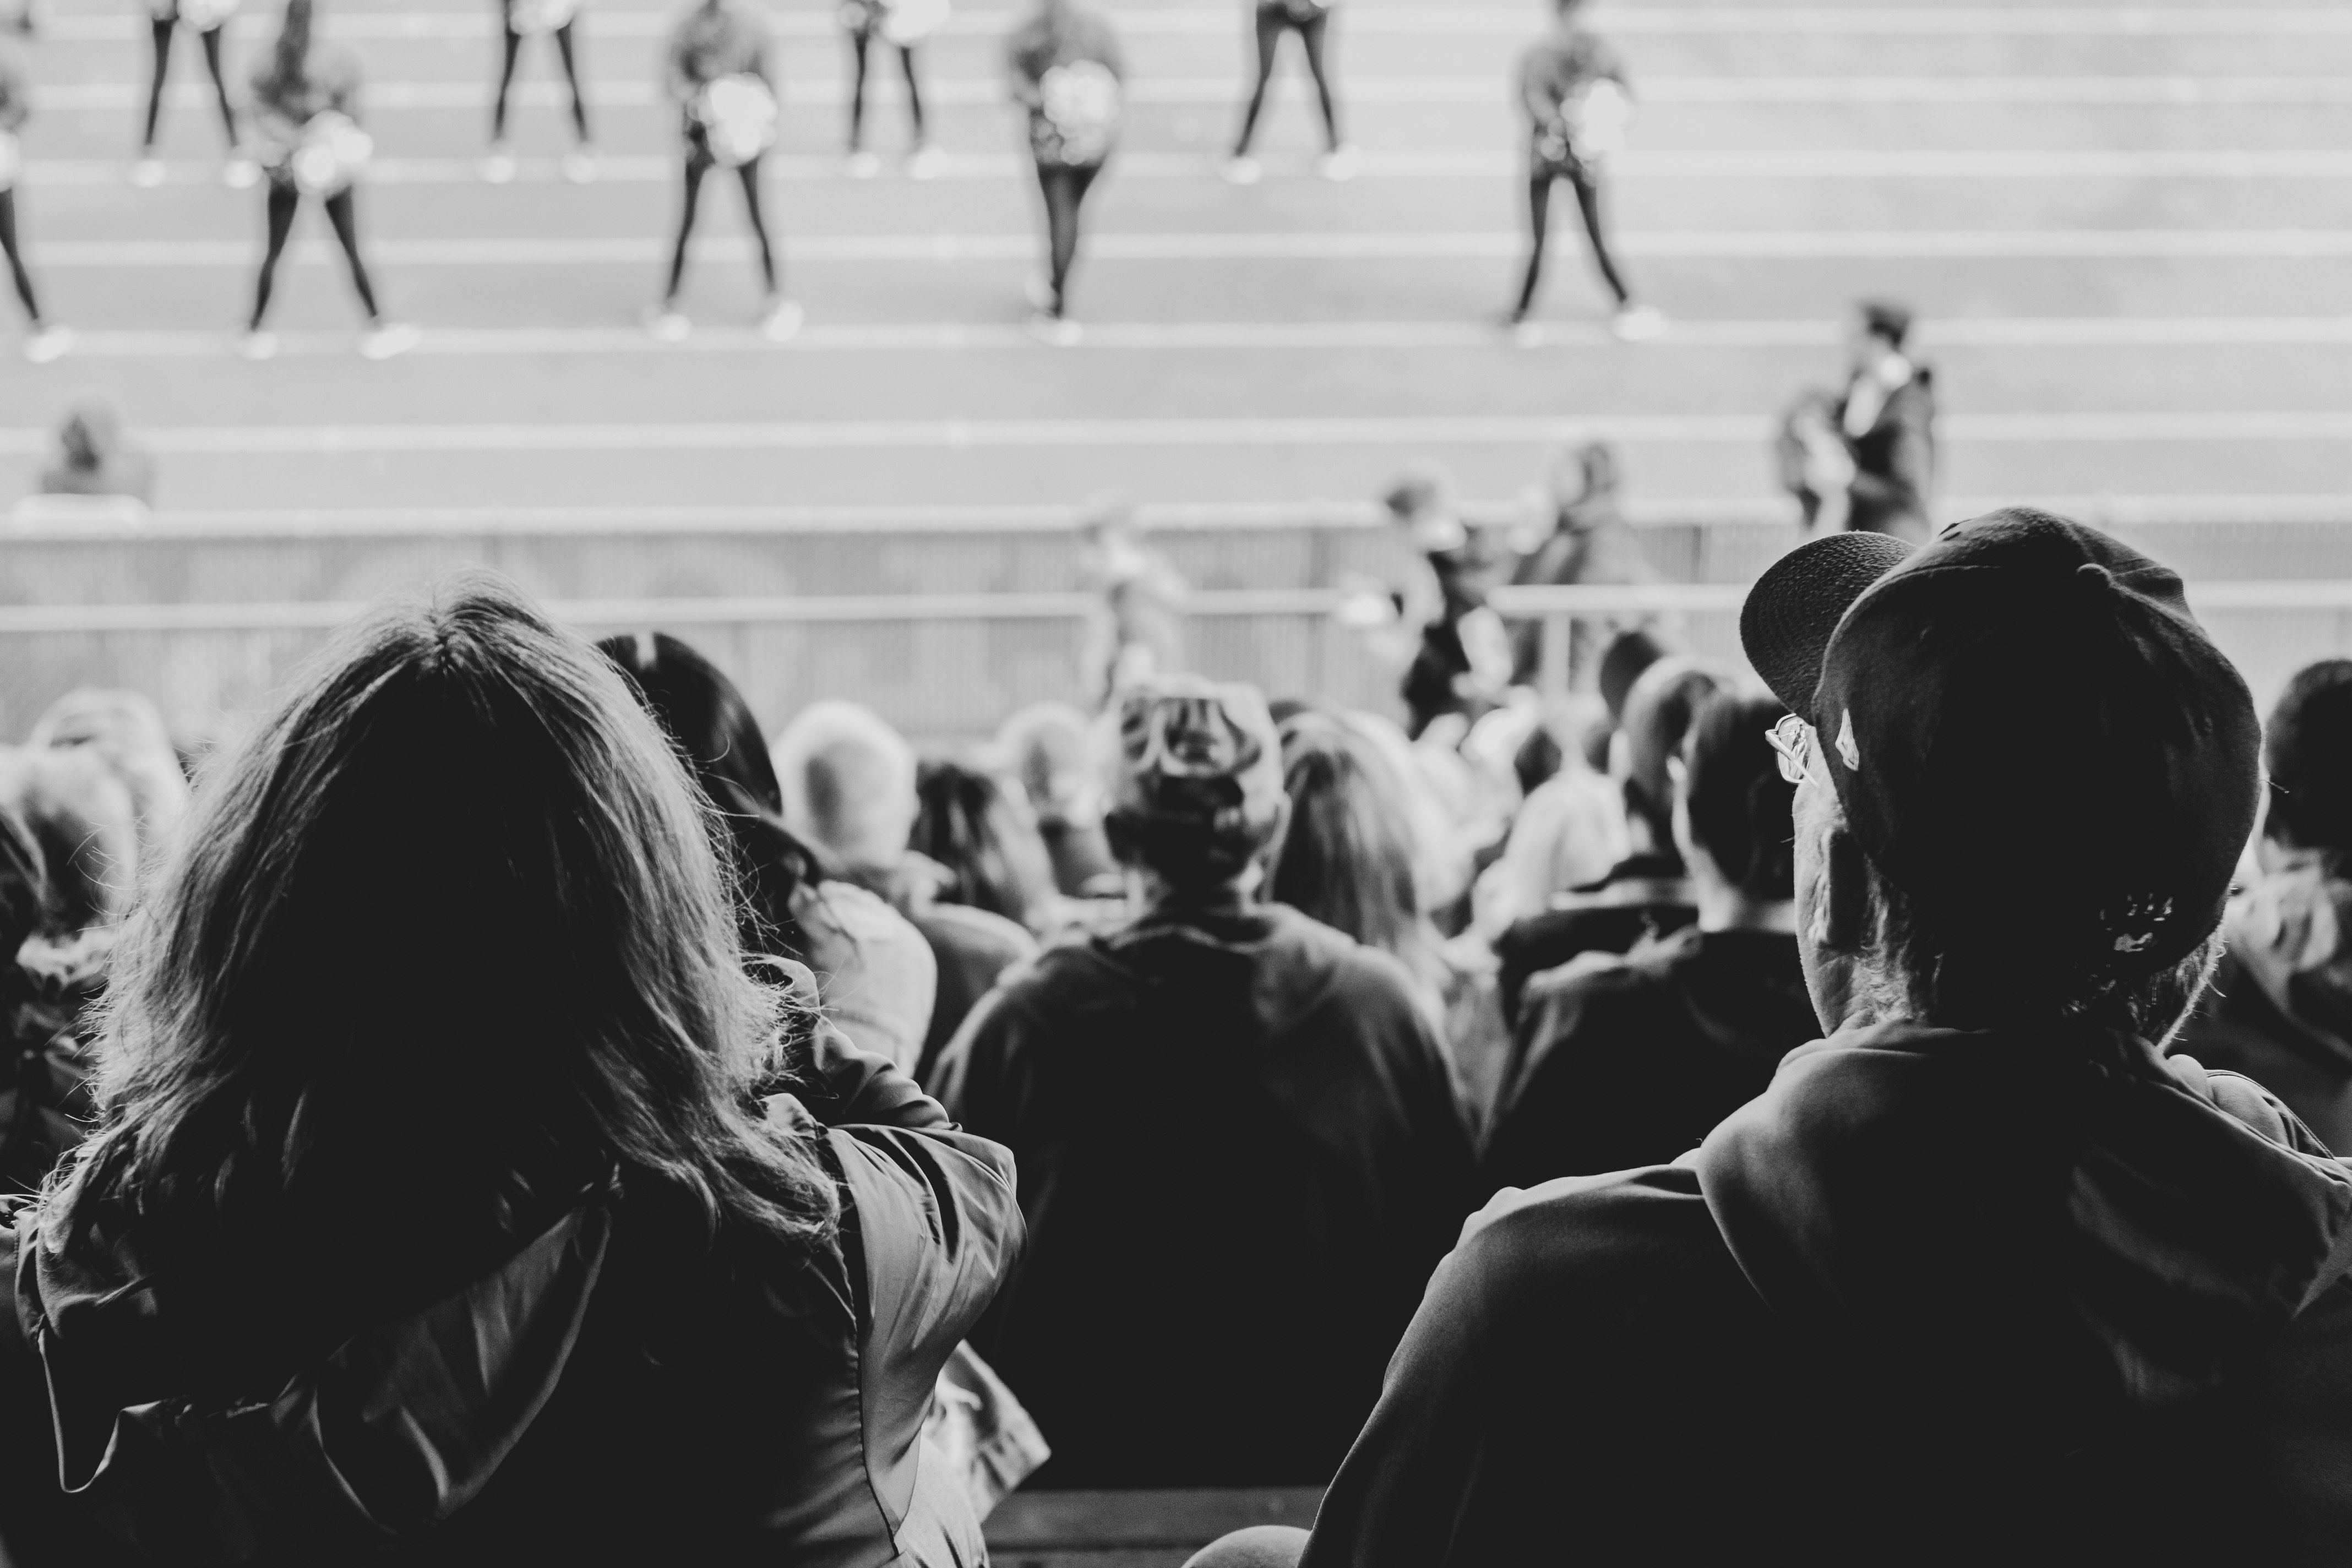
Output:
top-left (998, 700), bottom-right (1103, 827)
top-left (1545, 440), bottom-right (1618, 520)
top-left (1672, 688), bottom-right (1797, 919)
top-left (1382, 459), bottom-right (1465, 554)
top-left (771, 700), bottom-right (919, 880)
top-left (1552, 0), bottom-right (1591, 21)
top-left (1103, 675), bottom-right (1288, 900)
top-left (31, 686), bottom-right (189, 870)
top-left (1617, 654), bottom-right (1738, 859)
top-left (1740, 511), bottom-right (2262, 1042)
top-left (1849, 298), bottom-right (1914, 375)
top-left (55, 395), bottom-right (125, 472)
top-left (1270, 712), bottom-right (1424, 957)
top-left (2256, 659), bottom-right (2352, 869)
top-left (912, 756), bottom-right (1058, 928)
top-left (597, 630), bottom-right (820, 956)
top-left (0, 744), bottom-right (137, 940)
top-left (53, 573), bottom-right (832, 1259)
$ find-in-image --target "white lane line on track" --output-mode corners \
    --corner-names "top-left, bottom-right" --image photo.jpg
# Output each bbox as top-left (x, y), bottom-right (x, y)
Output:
top-left (29, 8), bottom-right (2352, 40)
top-left (43, 317), bottom-right (2352, 360)
top-left (31, 149), bottom-right (2352, 185)
top-left (36, 230), bottom-right (2352, 268)
top-left (52, 75), bottom-right (2352, 111)
top-left (3, 411), bottom-right (2349, 457)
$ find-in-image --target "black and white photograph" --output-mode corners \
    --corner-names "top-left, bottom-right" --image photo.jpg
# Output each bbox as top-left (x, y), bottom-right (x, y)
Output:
top-left (1, 0), bottom-right (2349, 1564)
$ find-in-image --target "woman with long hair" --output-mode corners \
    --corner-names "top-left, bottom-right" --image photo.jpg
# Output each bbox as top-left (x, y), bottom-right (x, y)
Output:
top-left (911, 756), bottom-right (1060, 934)
top-left (1221, 0), bottom-right (1354, 186)
top-left (600, 631), bottom-right (938, 1070)
top-left (1005, 0), bottom-right (1122, 344)
top-left (480, 0), bottom-right (597, 185)
top-left (0, 38), bottom-right (69, 362)
top-left (839, 0), bottom-right (944, 179)
top-left (130, 0), bottom-right (252, 189)
top-left (0, 575), bottom-right (1016, 1565)
top-left (241, 0), bottom-right (415, 361)
top-left (650, 0), bottom-right (796, 342)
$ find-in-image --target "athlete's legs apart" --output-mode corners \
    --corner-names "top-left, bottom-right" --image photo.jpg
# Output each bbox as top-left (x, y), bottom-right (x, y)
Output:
top-left (198, 24), bottom-right (236, 144)
top-left (1296, 10), bottom-right (1341, 150)
top-left (897, 43), bottom-right (926, 142)
top-left (1231, 7), bottom-right (1287, 156)
top-left (491, 23), bottom-right (522, 140)
top-left (1567, 168), bottom-right (1632, 306)
top-left (322, 187), bottom-right (382, 319)
top-left (140, 15), bottom-right (172, 149)
top-left (663, 149), bottom-right (710, 301)
top-left (846, 28), bottom-right (871, 149)
top-left (0, 190), bottom-right (41, 320)
top-left (1513, 171), bottom-right (1555, 318)
top-left (737, 157), bottom-right (778, 296)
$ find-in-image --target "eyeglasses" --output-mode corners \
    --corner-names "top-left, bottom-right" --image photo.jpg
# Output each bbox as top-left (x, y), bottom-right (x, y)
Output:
top-left (1766, 712), bottom-right (1832, 791)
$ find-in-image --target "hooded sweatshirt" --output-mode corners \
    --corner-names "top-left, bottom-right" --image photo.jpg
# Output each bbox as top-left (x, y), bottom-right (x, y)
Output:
top-left (1483, 924), bottom-right (1814, 1187)
top-left (928, 896), bottom-right (1478, 1489)
top-left (2180, 850), bottom-right (2352, 1152)
top-left (1, 1027), bottom-right (1021, 1568)
top-left (1301, 1019), bottom-right (2352, 1568)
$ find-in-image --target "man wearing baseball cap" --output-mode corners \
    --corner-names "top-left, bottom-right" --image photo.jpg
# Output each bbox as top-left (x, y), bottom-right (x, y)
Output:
top-left (930, 675), bottom-right (1476, 1490)
top-left (1294, 510), bottom-right (2352, 1566)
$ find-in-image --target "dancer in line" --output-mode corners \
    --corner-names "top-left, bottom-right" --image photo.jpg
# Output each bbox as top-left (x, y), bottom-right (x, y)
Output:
top-left (241, 0), bottom-right (416, 361)
top-left (839, 0), bottom-right (945, 180)
top-left (133, 0), bottom-right (253, 188)
top-left (1221, 0), bottom-right (1355, 187)
top-left (481, 0), bottom-right (598, 184)
top-left (1506, 0), bottom-right (1662, 345)
top-left (1007, 0), bottom-right (1122, 346)
top-left (650, 0), bottom-right (796, 341)
top-left (0, 39), bottom-right (69, 360)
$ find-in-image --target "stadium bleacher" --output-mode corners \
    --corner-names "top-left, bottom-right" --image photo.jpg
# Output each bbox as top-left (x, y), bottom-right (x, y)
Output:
top-left (0, 0), bottom-right (2346, 733)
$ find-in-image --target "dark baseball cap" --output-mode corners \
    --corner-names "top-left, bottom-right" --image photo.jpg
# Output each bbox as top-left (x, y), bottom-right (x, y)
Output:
top-left (1739, 509), bottom-right (2261, 983)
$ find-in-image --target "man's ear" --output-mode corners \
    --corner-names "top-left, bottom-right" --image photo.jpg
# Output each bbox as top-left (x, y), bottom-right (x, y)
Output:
top-left (1816, 826), bottom-right (1875, 953)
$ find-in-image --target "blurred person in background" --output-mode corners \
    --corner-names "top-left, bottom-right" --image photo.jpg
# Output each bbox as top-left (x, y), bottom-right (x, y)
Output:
top-left (606, 639), bottom-right (937, 1074)
top-left (35, 399), bottom-right (154, 505)
top-left (1221, 0), bottom-right (1354, 187)
top-left (0, 747), bottom-right (136, 1197)
top-left (1507, 442), bottom-right (1659, 689)
top-left (1273, 711), bottom-right (1514, 1130)
top-left (839, 0), bottom-right (946, 179)
top-left (30, 687), bottom-right (188, 873)
top-left (932, 676), bottom-right (1476, 1488)
top-left (241, 0), bottom-right (417, 362)
top-left (0, 577), bottom-right (1019, 1566)
top-left (1006, 0), bottom-right (1123, 344)
top-left (1077, 493), bottom-right (1186, 709)
top-left (1493, 654), bottom-right (1736, 1020)
top-left (480, 0), bottom-right (599, 186)
top-left (1505, 0), bottom-right (1662, 345)
top-left (911, 756), bottom-right (1059, 934)
top-left (903, 757), bottom-right (1047, 1075)
top-left (650, 0), bottom-right (796, 343)
top-left (132, 0), bottom-right (252, 189)
top-left (1778, 299), bottom-right (1936, 542)
top-left (0, 39), bottom-right (69, 363)
top-left (1360, 461), bottom-right (1512, 741)
top-left (1473, 693), bottom-right (1628, 941)
top-left (2179, 659), bottom-right (2352, 1150)
top-left (1484, 688), bottom-right (1811, 1188)
top-left (998, 700), bottom-right (1123, 899)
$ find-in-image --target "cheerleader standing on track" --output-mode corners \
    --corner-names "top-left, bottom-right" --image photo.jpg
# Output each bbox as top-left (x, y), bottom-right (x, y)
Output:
top-left (1507, 0), bottom-right (1662, 345)
top-left (650, 0), bottom-right (796, 342)
top-left (1006, 0), bottom-right (1121, 346)
top-left (481, 0), bottom-right (597, 186)
top-left (0, 39), bottom-right (69, 360)
top-left (133, 0), bottom-right (254, 187)
top-left (240, 0), bottom-right (415, 361)
top-left (839, 0), bottom-right (944, 181)
top-left (1221, 0), bottom-right (1354, 186)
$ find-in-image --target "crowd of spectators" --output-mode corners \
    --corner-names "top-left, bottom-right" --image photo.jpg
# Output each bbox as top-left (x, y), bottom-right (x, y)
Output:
top-left (2, 502), bottom-right (2351, 1565)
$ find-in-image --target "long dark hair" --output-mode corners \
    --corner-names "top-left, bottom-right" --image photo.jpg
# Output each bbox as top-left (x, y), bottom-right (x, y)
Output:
top-left (596, 630), bottom-right (820, 961)
top-left (1271, 714), bottom-right (1434, 972)
top-left (50, 574), bottom-right (836, 1272)
top-left (912, 758), bottom-right (1055, 929)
